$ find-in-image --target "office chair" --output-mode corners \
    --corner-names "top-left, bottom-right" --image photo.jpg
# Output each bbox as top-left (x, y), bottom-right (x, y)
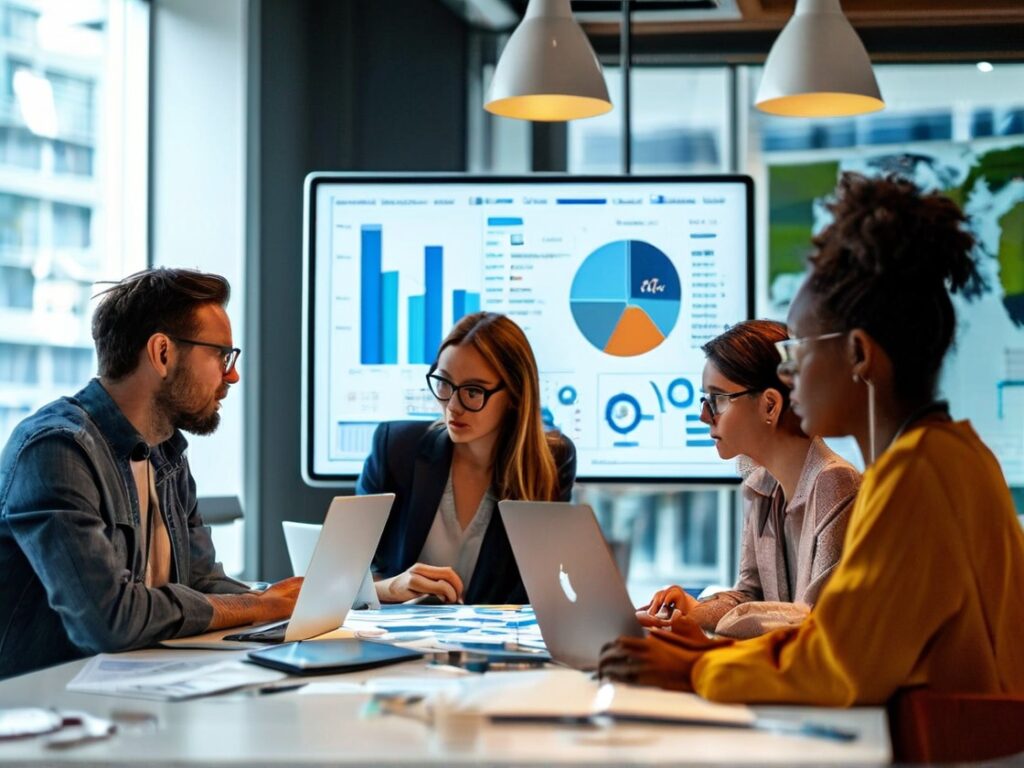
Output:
top-left (888, 687), bottom-right (1024, 763)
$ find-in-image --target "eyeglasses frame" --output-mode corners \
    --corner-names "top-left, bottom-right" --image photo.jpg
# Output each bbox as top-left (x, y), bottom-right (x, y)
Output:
top-left (425, 372), bottom-right (505, 413)
top-left (699, 388), bottom-right (762, 420)
top-left (167, 335), bottom-right (241, 374)
top-left (775, 331), bottom-right (846, 378)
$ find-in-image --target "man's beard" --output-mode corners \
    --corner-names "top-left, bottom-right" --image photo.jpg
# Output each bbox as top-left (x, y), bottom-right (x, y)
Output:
top-left (154, 366), bottom-right (224, 436)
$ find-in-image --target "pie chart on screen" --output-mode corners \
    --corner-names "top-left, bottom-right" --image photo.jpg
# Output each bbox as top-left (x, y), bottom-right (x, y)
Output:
top-left (570, 240), bottom-right (681, 357)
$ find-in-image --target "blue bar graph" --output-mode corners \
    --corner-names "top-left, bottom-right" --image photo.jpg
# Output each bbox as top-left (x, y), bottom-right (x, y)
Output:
top-left (408, 295), bottom-right (425, 365)
top-left (487, 217), bottom-right (524, 226)
top-left (358, 226), bottom-right (479, 365)
top-left (360, 225), bottom-right (382, 364)
top-left (382, 271), bottom-right (398, 364)
top-left (424, 246), bottom-right (443, 362)
top-left (452, 290), bottom-right (482, 323)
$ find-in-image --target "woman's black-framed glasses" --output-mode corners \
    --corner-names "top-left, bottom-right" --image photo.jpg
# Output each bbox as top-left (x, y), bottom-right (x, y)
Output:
top-left (425, 373), bottom-right (504, 413)
top-left (699, 389), bottom-right (761, 419)
top-left (168, 336), bottom-right (241, 374)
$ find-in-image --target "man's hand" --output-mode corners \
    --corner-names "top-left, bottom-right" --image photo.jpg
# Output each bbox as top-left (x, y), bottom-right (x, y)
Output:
top-left (642, 585), bottom-right (700, 619)
top-left (598, 615), bottom-right (733, 691)
top-left (205, 576), bottom-right (303, 631)
top-left (375, 563), bottom-right (464, 603)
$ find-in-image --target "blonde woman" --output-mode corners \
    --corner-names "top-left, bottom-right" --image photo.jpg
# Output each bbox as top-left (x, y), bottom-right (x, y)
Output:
top-left (357, 312), bottom-right (575, 604)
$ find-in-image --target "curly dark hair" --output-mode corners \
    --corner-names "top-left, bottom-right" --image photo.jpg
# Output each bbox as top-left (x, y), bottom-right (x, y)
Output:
top-left (92, 268), bottom-right (231, 380)
top-left (804, 172), bottom-right (980, 404)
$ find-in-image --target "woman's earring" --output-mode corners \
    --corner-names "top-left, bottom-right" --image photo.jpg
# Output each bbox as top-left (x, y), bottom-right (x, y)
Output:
top-left (852, 373), bottom-right (860, 383)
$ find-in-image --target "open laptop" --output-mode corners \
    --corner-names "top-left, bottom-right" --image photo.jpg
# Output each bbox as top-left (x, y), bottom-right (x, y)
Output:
top-left (223, 493), bottom-right (393, 643)
top-left (498, 500), bottom-right (644, 670)
top-left (282, 520), bottom-right (379, 609)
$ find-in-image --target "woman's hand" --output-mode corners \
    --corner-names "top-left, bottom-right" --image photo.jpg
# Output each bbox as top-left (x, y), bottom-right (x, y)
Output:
top-left (376, 563), bottom-right (464, 603)
top-left (598, 615), bottom-right (733, 690)
top-left (642, 585), bottom-right (700, 619)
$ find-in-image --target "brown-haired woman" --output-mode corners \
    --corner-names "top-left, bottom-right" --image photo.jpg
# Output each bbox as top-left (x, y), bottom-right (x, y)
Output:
top-left (644, 320), bottom-right (860, 638)
top-left (357, 312), bottom-right (576, 605)
top-left (600, 173), bottom-right (1024, 704)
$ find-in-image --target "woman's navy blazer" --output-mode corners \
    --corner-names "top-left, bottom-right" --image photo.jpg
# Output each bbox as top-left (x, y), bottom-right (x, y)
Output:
top-left (356, 420), bottom-right (576, 604)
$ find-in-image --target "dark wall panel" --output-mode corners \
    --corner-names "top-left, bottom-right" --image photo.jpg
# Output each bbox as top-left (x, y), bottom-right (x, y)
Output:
top-left (247, 0), bottom-right (468, 580)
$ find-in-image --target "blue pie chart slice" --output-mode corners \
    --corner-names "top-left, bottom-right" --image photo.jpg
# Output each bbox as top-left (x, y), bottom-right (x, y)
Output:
top-left (570, 240), bottom-right (680, 356)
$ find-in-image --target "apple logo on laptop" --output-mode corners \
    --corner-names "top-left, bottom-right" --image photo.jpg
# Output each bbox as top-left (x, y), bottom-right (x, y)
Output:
top-left (558, 563), bottom-right (578, 603)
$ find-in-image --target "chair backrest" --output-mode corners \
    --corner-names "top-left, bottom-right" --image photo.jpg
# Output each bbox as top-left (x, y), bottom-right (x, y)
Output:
top-left (888, 687), bottom-right (1024, 763)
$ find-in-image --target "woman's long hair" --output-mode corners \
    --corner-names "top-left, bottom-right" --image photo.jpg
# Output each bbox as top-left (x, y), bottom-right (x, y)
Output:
top-left (431, 312), bottom-right (561, 501)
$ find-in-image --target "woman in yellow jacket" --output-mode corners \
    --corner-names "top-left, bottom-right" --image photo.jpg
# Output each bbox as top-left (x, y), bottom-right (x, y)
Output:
top-left (600, 172), bottom-right (1024, 705)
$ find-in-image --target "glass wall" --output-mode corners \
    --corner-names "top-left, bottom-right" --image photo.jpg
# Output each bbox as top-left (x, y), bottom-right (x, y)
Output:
top-left (0, 0), bottom-right (148, 448)
top-left (476, 58), bottom-right (1024, 597)
top-left (745, 63), bottom-right (1024, 491)
top-left (568, 67), bottom-right (732, 174)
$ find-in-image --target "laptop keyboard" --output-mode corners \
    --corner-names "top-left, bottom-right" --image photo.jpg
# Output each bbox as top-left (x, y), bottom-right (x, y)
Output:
top-left (223, 621), bottom-right (288, 643)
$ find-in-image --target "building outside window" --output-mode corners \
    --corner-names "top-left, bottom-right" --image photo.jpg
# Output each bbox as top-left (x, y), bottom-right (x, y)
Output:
top-left (0, 0), bottom-right (148, 448)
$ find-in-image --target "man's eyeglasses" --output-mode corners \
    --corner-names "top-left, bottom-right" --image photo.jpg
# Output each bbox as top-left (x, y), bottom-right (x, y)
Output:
top-left (699, 389), bottom-right (761, 419)
top-left (426, 373), bottom-right (504, 413)
top-left (775, 332), bottom-right (845, 379)
top-left (168, 336), bottom-right (241, 374)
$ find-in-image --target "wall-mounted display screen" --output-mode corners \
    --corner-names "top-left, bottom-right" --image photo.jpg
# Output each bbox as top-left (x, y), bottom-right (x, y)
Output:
top-left (303, 175), bottom-right (754, 484)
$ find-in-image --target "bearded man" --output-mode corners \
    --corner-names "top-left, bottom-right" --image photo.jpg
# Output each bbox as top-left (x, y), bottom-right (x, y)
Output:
top-left (0, 268), bottom-right (299, 678)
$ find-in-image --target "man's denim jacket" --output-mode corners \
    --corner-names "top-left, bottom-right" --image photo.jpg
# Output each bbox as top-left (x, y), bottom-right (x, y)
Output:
top-left (0, 379), bottom-right (247, 678)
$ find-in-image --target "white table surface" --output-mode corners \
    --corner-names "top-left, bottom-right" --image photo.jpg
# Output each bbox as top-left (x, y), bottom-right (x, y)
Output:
top-left (0, 647), bottom-right (891, 766)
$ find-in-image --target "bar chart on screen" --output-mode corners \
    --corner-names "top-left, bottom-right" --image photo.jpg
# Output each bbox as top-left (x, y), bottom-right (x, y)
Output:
top-left (356, 223), bottom-right (481, 367)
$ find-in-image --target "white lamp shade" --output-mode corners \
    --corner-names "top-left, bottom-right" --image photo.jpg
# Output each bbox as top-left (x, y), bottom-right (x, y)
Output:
top-left (485, 0), bottom-right (612, 122)
top-left (755, 0), bottom-right (884, 118)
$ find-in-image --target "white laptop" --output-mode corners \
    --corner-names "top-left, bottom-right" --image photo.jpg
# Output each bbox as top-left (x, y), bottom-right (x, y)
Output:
top-left (282, 520), bottom-right (379, 609)
top-left (498, 500), bottom-right (644, 670)
top-left (222, 493), bottom-right (393, 643)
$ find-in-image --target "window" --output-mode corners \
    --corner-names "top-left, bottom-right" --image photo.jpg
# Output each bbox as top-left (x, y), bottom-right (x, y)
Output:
top-left (471, 53), bottom-right (1024, 597)
top-left (0, 125), bottom-right (40, 168)
top-left (745, 62), bottom-right (1024, 500)
top-left (3, 5), bottom-right (38, 44)
top-left (568, 67), bottom-right (732, 174)
top-left (0, 191), bottom-right (37, 250)
top-left (0, 0), bottom-right (149, 449)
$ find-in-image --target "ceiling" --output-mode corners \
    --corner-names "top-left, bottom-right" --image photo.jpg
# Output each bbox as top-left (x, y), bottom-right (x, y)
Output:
top-left (442, 0), bottom-right (1024, 61)
top-left (590, 0), bottom-right (1024, 32)
top-left (467, 0), bottom-right (1024, 30)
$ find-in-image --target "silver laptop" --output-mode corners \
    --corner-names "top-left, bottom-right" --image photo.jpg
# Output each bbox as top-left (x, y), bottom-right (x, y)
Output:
top-left (498, 500), bottom-right (643, 670)
top-left (283, 520), bottom-right (379, 609)
top-left (226, 493), bottom-right (393, 643)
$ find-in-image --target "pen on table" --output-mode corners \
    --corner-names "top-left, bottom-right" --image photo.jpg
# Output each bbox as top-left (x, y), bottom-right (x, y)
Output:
top-left (752, 717), bottom-right (857, 742)
top-left (257, 683), bottom-right (308, 696)
top-left (488, 713), bottom-right (857, 742)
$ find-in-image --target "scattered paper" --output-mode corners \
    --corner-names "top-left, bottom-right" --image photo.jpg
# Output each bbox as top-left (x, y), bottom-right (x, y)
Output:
top-left (67, 655), bottom-right (284, 701)
top-left (462, 669), bottom-right (754, 726)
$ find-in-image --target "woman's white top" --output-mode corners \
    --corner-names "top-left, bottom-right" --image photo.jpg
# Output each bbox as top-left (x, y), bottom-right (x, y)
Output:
top-left (416, 469), bottom-right (496, 591)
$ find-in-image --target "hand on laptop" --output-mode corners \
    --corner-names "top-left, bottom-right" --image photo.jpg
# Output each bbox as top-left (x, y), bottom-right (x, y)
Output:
top-left (376, 563), bottom-right (464, 604)
top-left (598, 615), bottom-right (732, 690)
top-left (635, 609), bottom-right (678, 629)
top-left (205, 576), bottom-right (303, 630)
top-left (642, 585), bottom-right (700, 620)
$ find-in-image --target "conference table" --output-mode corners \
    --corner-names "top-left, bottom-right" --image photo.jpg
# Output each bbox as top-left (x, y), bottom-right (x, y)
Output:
top-left (0, 646), bottom-right (891, 766)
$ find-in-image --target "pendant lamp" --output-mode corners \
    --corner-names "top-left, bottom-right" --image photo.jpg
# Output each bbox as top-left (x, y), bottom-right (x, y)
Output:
top-left (485, 0), bottom-right (612, 122)
top-left (755, 0), bottom-right (884, 118)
